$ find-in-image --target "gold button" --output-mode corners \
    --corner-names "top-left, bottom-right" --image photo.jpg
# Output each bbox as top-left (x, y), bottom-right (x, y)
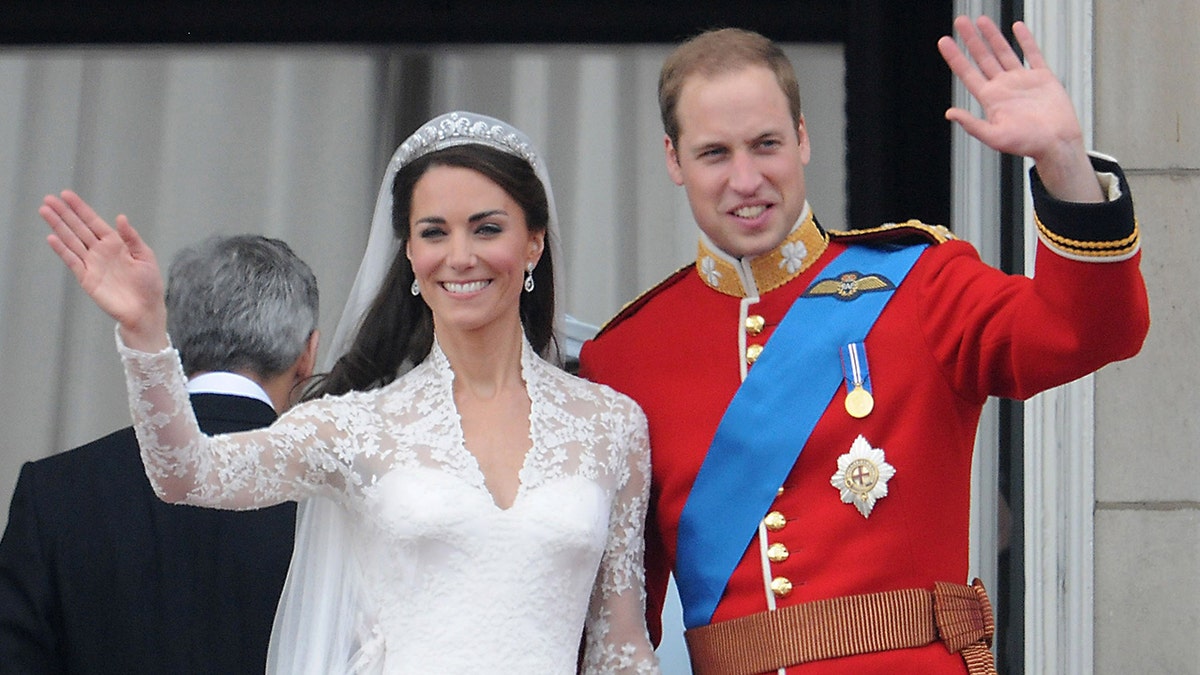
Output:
top-left (745, 315), bottom-right (765, 336)
top-left (776, 485), bottom-right (785, 497)
top-left (746, 343), bottom-right (764, 364)
top-left (763, 511), bottom-right (787, 531)
top-left (770, 576), bottom-right (793, 597)
top-left (767, 542), bottom-right (790, 563)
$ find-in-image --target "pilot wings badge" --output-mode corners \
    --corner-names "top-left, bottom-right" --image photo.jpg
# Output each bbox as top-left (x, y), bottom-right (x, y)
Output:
top-left (804, 271), bottom-right (895, 301)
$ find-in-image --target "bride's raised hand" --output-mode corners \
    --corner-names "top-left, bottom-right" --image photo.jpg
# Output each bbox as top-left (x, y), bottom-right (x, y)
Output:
top-left (40, 190), bottom-right (169, 351)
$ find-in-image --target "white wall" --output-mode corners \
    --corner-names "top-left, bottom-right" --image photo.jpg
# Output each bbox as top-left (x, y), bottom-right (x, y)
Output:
top-left (1091, 1), bottom-right (1200, 671)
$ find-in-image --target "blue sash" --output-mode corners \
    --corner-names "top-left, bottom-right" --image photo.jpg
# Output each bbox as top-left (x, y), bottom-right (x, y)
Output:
top-left (675, 242), bottom-right (926, 628)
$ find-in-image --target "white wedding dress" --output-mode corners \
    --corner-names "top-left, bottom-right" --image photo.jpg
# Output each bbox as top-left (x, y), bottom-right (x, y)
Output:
top-left (118, 332), bottom-right (659, 674)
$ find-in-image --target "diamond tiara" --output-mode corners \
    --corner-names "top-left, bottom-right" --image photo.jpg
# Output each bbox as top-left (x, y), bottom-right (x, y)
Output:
top-left (391, 111), bottom-right (541, 172)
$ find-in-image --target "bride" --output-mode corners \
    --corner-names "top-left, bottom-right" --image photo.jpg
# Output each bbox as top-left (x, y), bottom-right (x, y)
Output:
top-left (39, 111), bottom-right (660, 674)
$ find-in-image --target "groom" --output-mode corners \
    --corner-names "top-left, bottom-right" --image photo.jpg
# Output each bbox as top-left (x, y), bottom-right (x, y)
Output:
top-left (581, 16), bottom-right (1148, 674)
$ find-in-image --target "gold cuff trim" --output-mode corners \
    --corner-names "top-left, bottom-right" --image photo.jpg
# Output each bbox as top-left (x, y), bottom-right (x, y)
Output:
top-left (1034, 214), bottom-right (1140, 258)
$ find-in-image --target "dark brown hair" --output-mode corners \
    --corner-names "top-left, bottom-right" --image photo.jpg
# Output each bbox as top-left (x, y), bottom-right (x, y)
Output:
top-left (305, 144), bottom-right (556, 399)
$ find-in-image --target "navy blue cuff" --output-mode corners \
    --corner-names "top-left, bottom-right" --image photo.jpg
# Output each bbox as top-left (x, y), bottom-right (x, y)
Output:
top-left (1029, 155), bottom-right (1139, 260)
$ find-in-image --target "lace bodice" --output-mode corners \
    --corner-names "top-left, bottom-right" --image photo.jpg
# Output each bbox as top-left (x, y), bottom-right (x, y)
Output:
top-left (119, 332), bottom-right (658, 674)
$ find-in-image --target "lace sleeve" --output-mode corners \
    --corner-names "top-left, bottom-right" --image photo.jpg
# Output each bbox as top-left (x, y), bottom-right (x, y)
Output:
top-left (582, 397), bottom-right (660, 674)
top-left (117, 329), bottom-right (361, 510)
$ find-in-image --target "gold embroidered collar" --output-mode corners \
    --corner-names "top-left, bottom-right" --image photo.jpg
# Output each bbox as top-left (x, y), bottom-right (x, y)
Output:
top-left (694, 209), bottom-right (828, 297)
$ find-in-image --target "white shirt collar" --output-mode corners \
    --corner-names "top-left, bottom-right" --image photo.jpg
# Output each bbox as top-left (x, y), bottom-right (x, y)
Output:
top-left (185, 371), bottom-right (275, 411)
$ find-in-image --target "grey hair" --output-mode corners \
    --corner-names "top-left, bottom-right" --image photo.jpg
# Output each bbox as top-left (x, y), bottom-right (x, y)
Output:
top-left (166, 235), bottom-right (319, 378)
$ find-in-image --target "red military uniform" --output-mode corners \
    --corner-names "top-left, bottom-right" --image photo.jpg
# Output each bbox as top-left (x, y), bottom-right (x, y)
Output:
top-left (579, 156), bottom-right (1149, 674)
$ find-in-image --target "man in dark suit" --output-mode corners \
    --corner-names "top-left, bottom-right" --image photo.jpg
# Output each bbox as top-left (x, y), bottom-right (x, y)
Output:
top-left (0, 234), bottom-right (320, 674)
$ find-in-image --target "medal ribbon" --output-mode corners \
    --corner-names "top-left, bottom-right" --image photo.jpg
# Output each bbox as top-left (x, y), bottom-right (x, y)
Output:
top-left (675, 242), bottom-right (927, 628)
top-left (844, 342), bottom-right (868, 390)
top-left (841, 342), bottom-right (873, 416)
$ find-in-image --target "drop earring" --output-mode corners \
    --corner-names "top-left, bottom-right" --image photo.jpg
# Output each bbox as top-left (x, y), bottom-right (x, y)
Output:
top-left (523, 263), bottom-right (535, 293)
top-left (410, 279), bottom-right (420, 296)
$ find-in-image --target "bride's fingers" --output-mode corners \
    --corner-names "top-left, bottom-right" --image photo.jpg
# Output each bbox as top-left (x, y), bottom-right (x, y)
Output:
top-left (114, 215), bottom-right (152, 262)
top-left (60, 190), bottom-right (106, 230)
top-left (45, 233), bottom-right (88, 283)
top-left (39, 199), bottom-right (93, 263)
top-left (59, 190), bottom-right (114, 245)
top-left (41, 194), bottom-right (100, 253)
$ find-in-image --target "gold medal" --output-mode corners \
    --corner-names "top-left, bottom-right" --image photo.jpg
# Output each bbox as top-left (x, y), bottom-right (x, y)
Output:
top-left (845, 385), bottom-right (874, 419)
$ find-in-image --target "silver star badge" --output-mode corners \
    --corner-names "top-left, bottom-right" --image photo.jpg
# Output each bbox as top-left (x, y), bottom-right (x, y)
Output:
top-left (830, 435), bottom-right (896, 518)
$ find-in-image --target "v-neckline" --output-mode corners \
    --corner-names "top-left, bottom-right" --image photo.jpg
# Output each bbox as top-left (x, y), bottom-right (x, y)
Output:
top-left (439, 339), bottom-right (538, 512)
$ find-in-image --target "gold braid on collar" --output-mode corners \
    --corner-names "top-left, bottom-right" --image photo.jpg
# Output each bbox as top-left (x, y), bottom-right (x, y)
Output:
top-left (694, 211), bottom-right (829, 297)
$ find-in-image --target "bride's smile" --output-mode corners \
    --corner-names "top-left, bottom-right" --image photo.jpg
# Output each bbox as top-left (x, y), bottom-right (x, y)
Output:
top-left (406, 164), bottom-right (543, 338)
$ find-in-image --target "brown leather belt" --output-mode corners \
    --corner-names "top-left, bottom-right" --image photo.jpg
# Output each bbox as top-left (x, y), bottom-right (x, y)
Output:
top-left (683, 579), bottom-right (997, 675)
